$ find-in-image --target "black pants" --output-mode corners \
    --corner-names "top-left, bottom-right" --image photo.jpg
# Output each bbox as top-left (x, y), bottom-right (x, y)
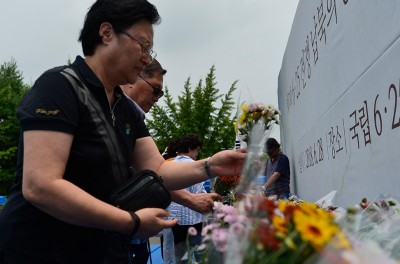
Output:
top-left (171, 222), bottom-right (203, 245)
top-left (128, 241), bottom-right (149, 264)
top-left (103, 233), bottom-right (149, 264)
top-left (171, 223), bottom-right (203, 263)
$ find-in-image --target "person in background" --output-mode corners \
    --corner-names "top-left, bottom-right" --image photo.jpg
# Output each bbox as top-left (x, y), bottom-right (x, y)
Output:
top-left (0, 1), bottom-right (246, 263)
top-left (162, 139), bottom-right (179, 160)
top-left (167, 134), bottom-right (208, 263)
top-left (160, 139), bottom-right (179, 264)
top-left (261, 138), bottom-right (291, 200)
top-left (120, 61), bottom-right (220, 263)
top-left (119, 58), bottom-right (166, 264)
top-left (121, 59), bottom-right (166, 120)
top-left (121, 61), bottom-right (220, 213)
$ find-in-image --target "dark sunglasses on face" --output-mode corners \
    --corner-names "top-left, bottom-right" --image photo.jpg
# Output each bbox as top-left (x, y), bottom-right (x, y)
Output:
top-left (138, 76), bottom-right (164, 99)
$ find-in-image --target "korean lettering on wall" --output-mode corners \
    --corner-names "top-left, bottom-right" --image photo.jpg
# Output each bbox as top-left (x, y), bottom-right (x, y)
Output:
top-left (286, 0), bottom-right (340, 112)
top-left (297, 80), bottom-right (400, 174)
top-left (349, 81), bottom-right (400, 149)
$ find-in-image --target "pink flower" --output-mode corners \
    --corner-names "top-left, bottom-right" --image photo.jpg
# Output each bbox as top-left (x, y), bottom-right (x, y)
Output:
top-left (211, 228), bottom-right (230, 252)
top-left (267, 109), bottom-right (276, 117)
top-left (237, 215), bottom-right (248, 224)
top-left (247, 103), bottom-right (256, 112)
top-left (188, 226), bottom-right (197, 236)
top-left (255, 102), bottom-right (264, 110)
top-left (222, 204), bottom-right (238, 215)
top-left (201, 224), bottom-right (214, 236)
top-left (229, 222), bottom-right (246, 237)
top-left (216, 213), bottom-right (225, 220)
top-left (224, 213), bottom-right (237, 224)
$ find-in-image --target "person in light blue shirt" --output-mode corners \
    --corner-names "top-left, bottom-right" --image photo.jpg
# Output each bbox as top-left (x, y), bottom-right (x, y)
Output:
top-left (167, 134), bottom-right (206, 263)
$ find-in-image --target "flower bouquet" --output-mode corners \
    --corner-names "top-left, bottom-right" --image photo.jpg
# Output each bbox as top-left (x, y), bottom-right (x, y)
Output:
top-left (235, 102), bottom-right (280, 145)
top-left (213, 176), bottom-right (240, 205)
top-left (300, 194), bottom-right (400, 264)
top-left (337, 194), bottom-right (400, 261)
top-left (196, 196), bottom-right (350, 264)
top-left (231, 103), bottom-right (279, 200)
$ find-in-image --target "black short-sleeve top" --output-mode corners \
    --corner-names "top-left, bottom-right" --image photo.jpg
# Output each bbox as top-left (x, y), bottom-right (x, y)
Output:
top-left (0, 56), bottom-right (149, 262)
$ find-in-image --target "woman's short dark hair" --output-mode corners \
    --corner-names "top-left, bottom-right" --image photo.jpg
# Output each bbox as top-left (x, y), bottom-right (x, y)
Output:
top-left (162, 139), bottom-right (179, 160)
top-left (79, 0), bottom-right (161, 56)
top-left (176, 134), bottom-right (203, 154)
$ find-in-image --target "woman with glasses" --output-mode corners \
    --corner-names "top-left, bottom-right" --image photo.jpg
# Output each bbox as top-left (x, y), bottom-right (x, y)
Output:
top-left (0, 0), bottom-right (246, 263)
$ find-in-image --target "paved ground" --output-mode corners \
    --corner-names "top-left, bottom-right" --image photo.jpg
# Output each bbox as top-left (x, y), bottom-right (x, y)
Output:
top-left (148, 235), bottom-right (163, 264)
top-left (149, 236), bottom-right (161, 245)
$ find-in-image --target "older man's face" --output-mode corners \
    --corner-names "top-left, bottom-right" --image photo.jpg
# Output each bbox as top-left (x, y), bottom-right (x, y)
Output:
top-left (131, 73), bottom-right (163, 113)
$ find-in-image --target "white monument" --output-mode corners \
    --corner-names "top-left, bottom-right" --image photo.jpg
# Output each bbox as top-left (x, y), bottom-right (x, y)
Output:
top-left (278, 1), bottom-right (400, 206)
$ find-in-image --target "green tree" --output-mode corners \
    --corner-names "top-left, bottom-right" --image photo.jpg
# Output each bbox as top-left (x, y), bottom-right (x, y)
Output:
top-left (0, 59), bottom-right (29, 194)
top-left (147, 65), bottom-right (238, 158)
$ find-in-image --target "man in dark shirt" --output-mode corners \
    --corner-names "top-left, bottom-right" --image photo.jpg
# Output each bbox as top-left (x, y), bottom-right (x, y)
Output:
top-left (262, 138), bottom-right (291, 199)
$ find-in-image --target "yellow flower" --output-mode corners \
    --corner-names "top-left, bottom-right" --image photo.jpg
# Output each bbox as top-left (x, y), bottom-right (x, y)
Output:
top-left (298, 201), bottom-right (318, 214)
top-left (272, 215), bottom-right (287, 234)
top-left (278, 199), bottom-right (291, 212)
top-left (239, 112), bottom-right (246, 124)
top-left (330, 231), bottom-right (351, 250)
top-left (298, 202), bottom-right (334, 221)
top-left (293, 209), bottom-right (338, 250)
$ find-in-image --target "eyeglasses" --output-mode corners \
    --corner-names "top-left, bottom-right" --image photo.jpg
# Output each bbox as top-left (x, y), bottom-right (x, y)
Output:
top-left (121, 32), bottom-right (157, 64)
top-left (138, 76), bottom-right (164, 99)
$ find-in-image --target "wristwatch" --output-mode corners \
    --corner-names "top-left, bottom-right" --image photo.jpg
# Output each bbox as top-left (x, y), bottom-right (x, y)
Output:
top-left (204, 157), bottom-right (215, 179)
top-left (260, 185), bottom-right (267, 195)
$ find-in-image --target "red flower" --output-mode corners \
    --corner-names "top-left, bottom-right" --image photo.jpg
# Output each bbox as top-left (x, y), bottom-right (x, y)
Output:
top-left (257, 198), bottom-right (277, 219)
top-left (252, 221), bottom-right (280, 250)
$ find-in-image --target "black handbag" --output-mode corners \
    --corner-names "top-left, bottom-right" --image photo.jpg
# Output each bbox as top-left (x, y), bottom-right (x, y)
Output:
top-left (110, 169), bottom-right (171, 212)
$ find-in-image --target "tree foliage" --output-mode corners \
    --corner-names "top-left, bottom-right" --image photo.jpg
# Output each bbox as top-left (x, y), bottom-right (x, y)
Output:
top-left (0, 59), bottom-right (29, 194)
top-left (147, 65), bottom-right (238, 158)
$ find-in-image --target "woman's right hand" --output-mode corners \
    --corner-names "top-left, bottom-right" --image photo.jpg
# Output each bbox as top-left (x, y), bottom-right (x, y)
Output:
top-left (133, 208), bottom-right (178, 239)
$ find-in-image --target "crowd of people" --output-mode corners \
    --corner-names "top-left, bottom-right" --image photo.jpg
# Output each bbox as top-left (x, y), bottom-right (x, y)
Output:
top-left (0, 1), bottom-right (290, 263)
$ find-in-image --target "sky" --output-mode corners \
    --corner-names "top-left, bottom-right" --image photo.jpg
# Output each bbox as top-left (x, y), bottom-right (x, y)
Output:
top-left (0, 0), bottom-right (299, 140)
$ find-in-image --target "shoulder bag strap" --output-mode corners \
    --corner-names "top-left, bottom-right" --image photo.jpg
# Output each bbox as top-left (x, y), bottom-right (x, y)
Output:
top-left (60, 67), bottom-right (128, 186)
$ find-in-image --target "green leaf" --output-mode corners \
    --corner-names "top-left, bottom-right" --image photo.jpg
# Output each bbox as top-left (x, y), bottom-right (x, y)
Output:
top-left (0, 58), bottom-right (29, 194)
